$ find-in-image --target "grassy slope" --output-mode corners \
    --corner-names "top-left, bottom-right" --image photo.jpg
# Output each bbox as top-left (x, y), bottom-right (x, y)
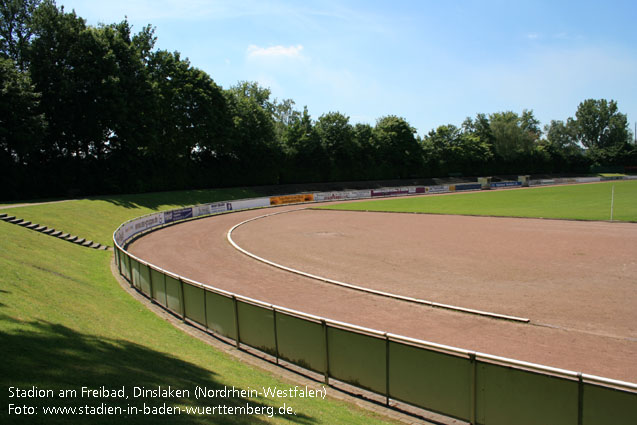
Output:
top-left (319, 181), bottom-right (637, 222)
top-left (0, 188), bottom-right (259, 246)
top-left (0, 195), bottom-right (395, 424)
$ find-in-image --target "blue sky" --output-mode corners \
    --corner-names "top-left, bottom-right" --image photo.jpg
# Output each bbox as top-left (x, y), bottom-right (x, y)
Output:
top-left (59, 0), bottom-right (637, 137)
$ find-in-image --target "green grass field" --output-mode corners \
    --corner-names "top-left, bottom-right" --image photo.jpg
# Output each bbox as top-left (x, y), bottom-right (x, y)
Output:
top-left (318, 180), bottom-right (637, 222)
top-left (0, 190), bottom-right (396, 425)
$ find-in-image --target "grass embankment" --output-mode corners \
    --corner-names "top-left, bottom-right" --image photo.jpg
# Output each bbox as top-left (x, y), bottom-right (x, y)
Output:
top-left (0, 188), bottom-right (259, 246)
top-left (319, 180), bottom-right (637, 222)
top-left (0, 190), bottom-right (395, 425)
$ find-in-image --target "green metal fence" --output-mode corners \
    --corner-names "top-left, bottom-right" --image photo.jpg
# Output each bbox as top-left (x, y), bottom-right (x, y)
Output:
top-left (112, 203), bottom-right (637, 425)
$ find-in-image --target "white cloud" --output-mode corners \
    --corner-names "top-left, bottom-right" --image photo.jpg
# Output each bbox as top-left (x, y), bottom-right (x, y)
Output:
top-left (246, 44), bottom-right (305, 60)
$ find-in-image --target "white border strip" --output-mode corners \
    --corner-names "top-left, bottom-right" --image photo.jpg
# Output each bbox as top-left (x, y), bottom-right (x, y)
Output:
top-left (226, 209), bottom-right (530, 323)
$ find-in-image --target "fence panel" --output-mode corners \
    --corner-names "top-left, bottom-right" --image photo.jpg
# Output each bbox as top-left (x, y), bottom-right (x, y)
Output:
top-left (276, 312), bottom-right (325, 373)
top-left (476, 362), bottom-right (578, 425)
top-left (114, 246), bottom-right (120, 268)
top-left (582, 383), bottom-right (637, 425)
top-left (120, 251), bottom-right (131, 281)
top-left (389, 341), bottom-right (471, 420)
top-left (165, 275), bottom-right (183, 315)
top-left (237, 301), bottom-right (276, 356)
top-left (138, 263), bottom-right (152, 297)
top-left (150, 268), bottom-right (167, 307)
top-left (130, 258), bottom-right (141, 290)
top-left (205, 291), bottom-right (236, 340)
top-left (183, 283), bottom-right (206, 326)
top-left (327, 327), bottom-right (385, 394)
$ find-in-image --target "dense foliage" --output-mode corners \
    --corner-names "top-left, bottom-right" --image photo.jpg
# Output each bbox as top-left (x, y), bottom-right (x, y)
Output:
top-left (1, 1), bottom-right (636, 199)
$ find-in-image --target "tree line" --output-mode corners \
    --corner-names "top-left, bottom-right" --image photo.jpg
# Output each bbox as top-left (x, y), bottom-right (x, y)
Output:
top-left (2, 0), bottom-right (636, 200)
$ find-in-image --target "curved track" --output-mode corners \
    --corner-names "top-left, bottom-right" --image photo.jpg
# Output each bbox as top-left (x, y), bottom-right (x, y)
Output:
top-left (226, 209), bottom-right (530, 323)
top-left (128, 205), bottom-right (637, 382)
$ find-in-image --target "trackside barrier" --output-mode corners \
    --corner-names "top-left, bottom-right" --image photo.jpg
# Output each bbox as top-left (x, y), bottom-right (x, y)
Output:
top-left (113, 186), bottom-right (637, 425)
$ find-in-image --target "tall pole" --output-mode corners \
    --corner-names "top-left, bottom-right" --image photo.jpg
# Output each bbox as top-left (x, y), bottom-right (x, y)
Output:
top-left (610, 184), bottom-right (615, 222)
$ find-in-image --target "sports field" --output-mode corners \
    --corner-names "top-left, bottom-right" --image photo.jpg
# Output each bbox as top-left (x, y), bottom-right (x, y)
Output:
top-left (129, 181), bottom-right (637, 383)
top-left (318, 180), bottom-right (637, 222)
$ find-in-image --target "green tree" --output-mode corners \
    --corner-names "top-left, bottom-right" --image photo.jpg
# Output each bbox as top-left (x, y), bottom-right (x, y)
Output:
top-left (100, 22), bottom-right (157, 190)
top-left (29, 2), bottom-right (101, 160)
top-left (28, 2), bottom-right (167, 193)
top-left (0, 0), bottom-right (41, 69)
top-left (489, 110), bottom-right (540, 160)
top-left (315, 111), bottom-right (357, 180)
top-left (536, 119), bottom-right (588, 174)
top-left (573, 99), bottom-right (630, 164)
top-left (353, 123), bottom-right (377, 179)
top-left (148, 51), bottom-right (228, 163)
top-left (543, 119), bottom-right (581, 157)
top-left (279, 106), bottom-right (327, 182)
top-left (0, 56), bottom-right (45, 164)
top-left (425, 124), bottom-right (493, 176)
top-left (225, 81), bottom-right (279, 184)
top-left (272, 98), bottom-right (300, 143)
top-left (463, 113), bottom-right (494, 148)
top-left (373, 115), bottom-right (422, 178)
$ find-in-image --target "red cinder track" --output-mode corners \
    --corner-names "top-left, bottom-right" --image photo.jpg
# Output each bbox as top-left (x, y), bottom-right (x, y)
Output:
top-left (129, 205), bottom-right (637, 382)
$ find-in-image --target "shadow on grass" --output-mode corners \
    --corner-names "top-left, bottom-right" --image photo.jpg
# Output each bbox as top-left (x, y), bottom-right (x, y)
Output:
top-left (98, 188), bottom-right (259, 211)
top-left (0, 316), bottom-right (315, 425)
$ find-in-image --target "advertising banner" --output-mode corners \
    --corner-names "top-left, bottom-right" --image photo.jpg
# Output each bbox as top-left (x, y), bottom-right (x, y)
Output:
top-left (576, 177), bottom-right (602, 183)
top-left (164, 207), bottom-right (193, 224)
top-left (314, 190), bottom-right (371, 202)
top-left (454, 183), bottom-right (482, 191)
top-left (270, 194), bottom-right (314, 205)
top-left (115, 212), bottom-right (164, 246)
top-left (491, 181), bottom-right (522, 188)
top-left (193, 202), bottom-right (233, 218)
top-left (192, 204), bottom-right (209, 218)
top-left (425, 185), bottom-right (450, 194)
top-left (231, 198), bottom-right (270, 210)
top-left (531, 179), bottom-right (556, 186)
top-left (371, 188), bottom-right (409, 197)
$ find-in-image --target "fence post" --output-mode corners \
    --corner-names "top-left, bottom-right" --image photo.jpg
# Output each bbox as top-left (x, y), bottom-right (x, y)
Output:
top-left (385, 333), bottom-right (390, 407)
top-left (272, 307), bottom-right (280, 365)
top-left (126, 254), bottom-right (133, 287)
top-left (322, 319), bottom-right (330, 385)
top-left (162, 273), bottom-right (168, 307)
top-left (147, 264), bottom-right (155, 302)
top-left (577, 373), bottom-right (583, 425)
top-left (470, 352), bottom-right (477, 425)
top-left (179, 278), bottom-right (186, 321)
top-left (232, 295), bottom-right (240, 348)
top-left (203, 288), bottom-right (209, 331)
top-left (116, 247), bottom-right (122, 276)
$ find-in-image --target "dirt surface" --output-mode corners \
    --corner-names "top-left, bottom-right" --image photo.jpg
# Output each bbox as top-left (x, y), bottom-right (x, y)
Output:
top-left (129, 205), bottom-right (637, 382)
